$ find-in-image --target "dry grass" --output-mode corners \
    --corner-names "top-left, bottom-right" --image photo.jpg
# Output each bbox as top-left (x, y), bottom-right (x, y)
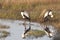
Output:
top-left (0, 31), bottom-right (10, 38)
top-left (27, 30), bottom-right (45, 37)
top-left (0, 25), bottom-right (10, 29)
top-left (0, 0), bottom-right (60, 28)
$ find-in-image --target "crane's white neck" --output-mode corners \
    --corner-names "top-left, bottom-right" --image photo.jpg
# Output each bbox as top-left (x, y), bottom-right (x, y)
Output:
top-left (21, 12), bottom-right (25, 18)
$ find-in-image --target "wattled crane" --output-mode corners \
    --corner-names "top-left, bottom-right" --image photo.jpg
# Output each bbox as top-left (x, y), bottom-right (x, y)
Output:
top-left (44, 9), bottom-right (53, 22)
top-left (21, 10), bottom-right (31, 38)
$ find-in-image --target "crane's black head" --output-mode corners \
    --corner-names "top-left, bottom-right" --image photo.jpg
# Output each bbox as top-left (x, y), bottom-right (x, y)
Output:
top-left (21, 10), bottom-right (24, 12)
top-left (48, 9), bottom-right (52, 12)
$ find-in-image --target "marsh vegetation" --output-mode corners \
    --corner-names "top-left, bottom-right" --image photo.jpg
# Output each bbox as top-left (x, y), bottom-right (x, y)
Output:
top-left (0, 0), bottom-right (60, 40)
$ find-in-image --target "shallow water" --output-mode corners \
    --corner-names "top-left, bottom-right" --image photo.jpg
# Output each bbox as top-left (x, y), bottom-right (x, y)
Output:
top-left (0, 19), bottom-right (57, 40)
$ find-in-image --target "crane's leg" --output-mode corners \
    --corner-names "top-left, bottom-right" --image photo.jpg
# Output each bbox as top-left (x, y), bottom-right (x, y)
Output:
top-left (23, 19), bottom-right (26, 31)
top-left (24, 20), bottom-right (26, 30)
top-left (29, 18), bottom-right (31, 30)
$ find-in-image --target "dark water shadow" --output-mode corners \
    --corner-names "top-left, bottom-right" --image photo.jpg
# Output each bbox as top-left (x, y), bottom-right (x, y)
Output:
top-left (53, 29), bottom-right (60, 40)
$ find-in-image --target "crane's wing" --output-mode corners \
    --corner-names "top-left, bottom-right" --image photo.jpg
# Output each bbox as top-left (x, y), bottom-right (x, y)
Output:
top-left (24, 11), bottom-right (29, 18)
top-left (44, 11), bottom-right (48, 18)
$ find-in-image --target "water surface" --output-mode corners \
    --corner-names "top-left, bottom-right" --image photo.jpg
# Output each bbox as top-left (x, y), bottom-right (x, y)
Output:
top-left (0, 19), bottom-right (57, 40)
